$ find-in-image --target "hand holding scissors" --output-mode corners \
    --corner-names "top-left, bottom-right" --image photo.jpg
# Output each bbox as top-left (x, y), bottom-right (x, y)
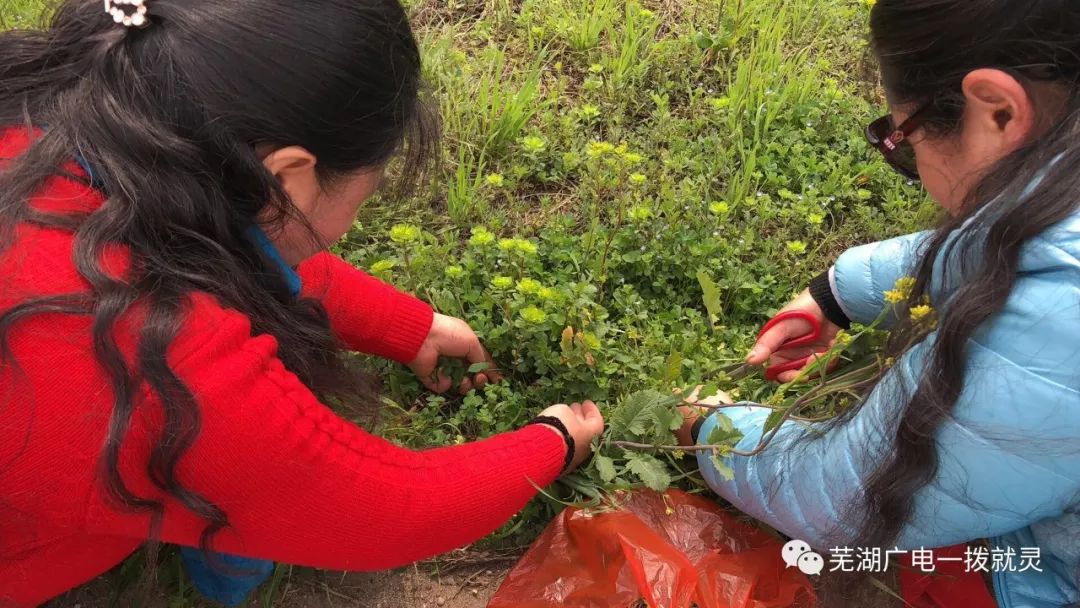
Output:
top-left (721, 290), bottom-right (842, 383)
top-left (754, 310), bottom-right (825, 381)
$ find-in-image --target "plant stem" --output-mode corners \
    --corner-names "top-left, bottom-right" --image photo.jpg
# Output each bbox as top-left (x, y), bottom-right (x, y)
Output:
top-left (609, 440), bottom-right (733, 453)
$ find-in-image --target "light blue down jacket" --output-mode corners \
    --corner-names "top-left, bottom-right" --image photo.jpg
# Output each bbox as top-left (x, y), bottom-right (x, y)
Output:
top-left (696, 214), bottom-right (1080, 607)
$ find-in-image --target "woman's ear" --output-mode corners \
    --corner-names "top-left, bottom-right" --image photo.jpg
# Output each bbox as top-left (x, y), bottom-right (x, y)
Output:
top-left (961, 68), bottom-right (1036, 154)
top-left (261, 146), bottom-right (320, 215)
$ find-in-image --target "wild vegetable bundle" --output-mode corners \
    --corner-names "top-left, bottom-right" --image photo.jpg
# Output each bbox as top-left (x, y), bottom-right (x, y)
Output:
top-left (561, 276), bottom-right (936, 502)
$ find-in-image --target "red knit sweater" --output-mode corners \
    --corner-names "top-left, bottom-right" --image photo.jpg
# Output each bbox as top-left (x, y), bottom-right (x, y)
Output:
top-left (0, 129), bottom-right (566, 607)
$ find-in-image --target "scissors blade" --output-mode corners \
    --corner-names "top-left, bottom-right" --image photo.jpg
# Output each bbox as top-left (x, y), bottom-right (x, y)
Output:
top-left (718, 363), bottom-right (756, 381)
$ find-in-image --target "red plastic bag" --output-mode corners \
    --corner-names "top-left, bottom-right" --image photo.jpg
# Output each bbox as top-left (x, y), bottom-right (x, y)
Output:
top-left (490, 489), bottom-right (816, 608)
top-left (900, 544), bottom-right (996, 608)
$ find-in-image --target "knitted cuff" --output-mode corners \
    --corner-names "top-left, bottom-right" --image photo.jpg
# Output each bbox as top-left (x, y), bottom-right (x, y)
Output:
top-left (809, 270), bottom-right (851, 329)
top-left (690, 417), bottom-right (707, 444)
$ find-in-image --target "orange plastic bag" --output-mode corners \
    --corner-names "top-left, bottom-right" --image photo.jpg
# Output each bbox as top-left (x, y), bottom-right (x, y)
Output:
top-left (490, 490), bottom-right (816, 608)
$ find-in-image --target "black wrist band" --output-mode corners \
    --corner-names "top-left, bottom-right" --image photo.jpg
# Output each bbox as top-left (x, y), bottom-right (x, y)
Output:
top-left (690, 417), bottom-right (706, 444)
top-left (529, 415), bottom-right (576, 474)
top-left (809, 270), bottom-right (851, 330)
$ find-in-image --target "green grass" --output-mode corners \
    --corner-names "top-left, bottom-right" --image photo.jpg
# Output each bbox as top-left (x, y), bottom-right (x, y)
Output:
top-left (357, 0), bottom-right (929, 582)
top-left (2, 0), bottom-right (48, 27)
top-left (14, 0), bottom-right (931, 603)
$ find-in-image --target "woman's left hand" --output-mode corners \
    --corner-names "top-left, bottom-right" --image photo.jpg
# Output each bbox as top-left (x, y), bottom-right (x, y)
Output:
top-left (408, 313), bottom-right (502, 394)
top-left (675, 386), bottom-right (734, 446)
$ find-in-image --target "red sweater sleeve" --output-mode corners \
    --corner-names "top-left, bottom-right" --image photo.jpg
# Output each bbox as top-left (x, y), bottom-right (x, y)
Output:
top-left (297, 252), bottom-right (434, 363)
top-left (87, 301), bottom-right (565, 571)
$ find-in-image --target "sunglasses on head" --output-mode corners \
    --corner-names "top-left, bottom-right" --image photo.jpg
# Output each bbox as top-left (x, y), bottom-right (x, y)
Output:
top-left (864, 102), bottom-right (933, 181)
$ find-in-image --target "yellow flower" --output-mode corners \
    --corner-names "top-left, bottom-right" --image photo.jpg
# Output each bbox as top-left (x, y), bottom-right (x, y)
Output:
top-left (444, 265), bottom-right (464, 278)
top-left (516, 278), bottom-right (542, 294)
top-left (885, 276), bottom-right (917, 304)
top-left (628, 205), bottom-right (653, 221)
top-left (910, 304), bottom-right (934, 323)
top-left (521, 136), bottom-right (546, 153)
top-left (538, 287), bottom-right (560, 301)
top-left (520, 306), bottom-right (548, 324)
top-left (492, 276), bottom-right (513, 290)
top-left (498, 238), bottom-right (517, 252)
top-left (709, 96), bottom-right (731, 111)
top-left (835, 331), bottom-right (853, 346)
top-left (580, 332), bottom-right (601, 350)
top-left (709, 201), bottom-right (730, 215)
top-left (580, 104), bottom-right (601, 120)
top-left (515, 239), bottom-right (539, 256)
top-left (370, 259), bottom-right (396, 274)
top-left (485, 173), bottom-right (505, 187)
top-left (629, 173), bottom-right (647, 186)
top-left (388, 224), bottom-right (421, 244)
top-left (469, 227), bottom-right (495, 247)
top-left (586, 141), bottom-right (616, 158)
top-left (894, 276), bottom-right (916, 296)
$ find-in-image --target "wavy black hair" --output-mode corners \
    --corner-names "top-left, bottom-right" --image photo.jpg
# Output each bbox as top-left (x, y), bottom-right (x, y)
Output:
top-left (855, 0), bottom-right (1080, 552)
top-left (0, 0), bottom-right (435, 567)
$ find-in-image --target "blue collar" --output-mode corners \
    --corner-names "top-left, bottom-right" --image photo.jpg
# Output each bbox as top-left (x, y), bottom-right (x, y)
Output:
top-left (72, 153), bottom-right (302, 297)
top-left (243, 225), bottom-right (303, 297)
top-left (73, 152), bottom-right (106, 190)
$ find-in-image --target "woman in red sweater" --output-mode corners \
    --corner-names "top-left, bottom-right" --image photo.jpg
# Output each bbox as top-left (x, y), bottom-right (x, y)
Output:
top-left (0, 1), bottom-right (605, 606)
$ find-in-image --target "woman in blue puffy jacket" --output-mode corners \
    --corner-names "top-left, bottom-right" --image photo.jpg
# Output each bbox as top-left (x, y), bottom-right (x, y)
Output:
top-left (680, 1), bottom-right (1080, 607)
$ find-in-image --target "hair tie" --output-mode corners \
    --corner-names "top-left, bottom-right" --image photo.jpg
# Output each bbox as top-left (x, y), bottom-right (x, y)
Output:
top-left (104, 0), bottom-right (150, 28)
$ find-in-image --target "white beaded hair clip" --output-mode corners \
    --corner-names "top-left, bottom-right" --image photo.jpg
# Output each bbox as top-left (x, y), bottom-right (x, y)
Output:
top-left (104, 0), bottom-right (150, 28)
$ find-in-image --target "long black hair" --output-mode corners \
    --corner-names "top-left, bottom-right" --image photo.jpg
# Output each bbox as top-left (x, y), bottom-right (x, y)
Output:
top-left (0, 0), bottom-right (434, 560)
top-left (851, 0), bottom-right (1080, 552)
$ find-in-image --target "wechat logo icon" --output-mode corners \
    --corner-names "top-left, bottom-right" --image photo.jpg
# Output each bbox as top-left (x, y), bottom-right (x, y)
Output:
top-left (782, 539), bottom-right (824, 576)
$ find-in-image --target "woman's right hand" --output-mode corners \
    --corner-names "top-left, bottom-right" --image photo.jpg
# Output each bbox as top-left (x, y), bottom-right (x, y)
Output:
top-left (536, 401), bottom-right (605, 473)
top-left (746, 288), bottom-right (841, 383)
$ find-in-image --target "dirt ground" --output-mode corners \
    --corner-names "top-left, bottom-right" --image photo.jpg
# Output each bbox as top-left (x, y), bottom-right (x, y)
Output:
top-left (42, 547), bottom-right (904, 608)
top-left (45, 556), bottom-right (514, 608)
top-left (44, 564), bottom-right (905, 608)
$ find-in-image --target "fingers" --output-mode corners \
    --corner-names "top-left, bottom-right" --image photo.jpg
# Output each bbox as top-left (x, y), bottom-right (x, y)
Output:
top-left (484, 367), bottom-right (504, 384)
top-left (774, 352), bottom-right (835, 383)
top-left (469, 343), bottom-right (502, 384)
top-left (536, 401), bottom-right (605, 474)
top-left (455, 330), bottom-right (502, 390)
top-left (424, 370), bottom-right (453, 394)
top-left (457, 376), bottom-right (474, 395)
top-left (577, 400), bottom-right (604, 435)
top-left (746, 317), bottom-right (815, 365)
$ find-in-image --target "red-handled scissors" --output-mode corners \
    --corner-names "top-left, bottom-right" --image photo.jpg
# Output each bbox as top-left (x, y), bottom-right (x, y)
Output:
top-left (758, 310), bottom-right (824, 382)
